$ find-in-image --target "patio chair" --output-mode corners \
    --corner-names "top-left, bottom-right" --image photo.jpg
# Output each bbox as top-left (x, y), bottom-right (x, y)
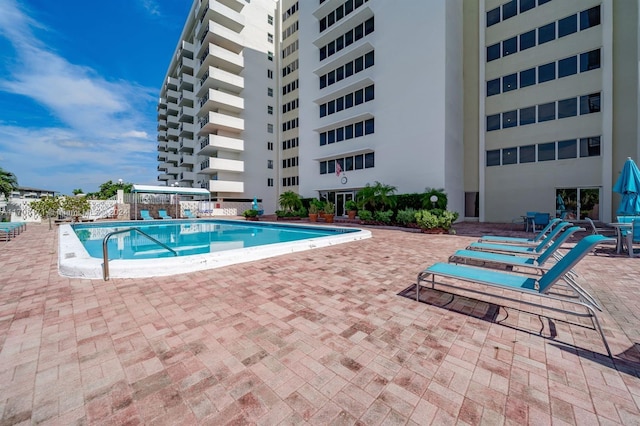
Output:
top-left (158, 209), bottom-right (172, 219)
top-left (480, 218), bottom-right (564, 245)
top-left (585, 218), bottom-right (616, 237)
top-left (140, 210), bottom-right (154, 220)
top-left (625, 218), bottom-right (640, 258)
top-left (184, 209), bottom-right (197, 219)
top-left (416, 234), bottom-right (612, 357)
top-left (531, 212), bottom-right (550, 232)
top-left (467, 221), bottom-right (572, 256)
top-left (450, 226), bottom-right (585, 274)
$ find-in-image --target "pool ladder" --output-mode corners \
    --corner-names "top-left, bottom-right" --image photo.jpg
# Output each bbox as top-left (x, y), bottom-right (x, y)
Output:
top-left (102, 227), bottom-right (177, 281)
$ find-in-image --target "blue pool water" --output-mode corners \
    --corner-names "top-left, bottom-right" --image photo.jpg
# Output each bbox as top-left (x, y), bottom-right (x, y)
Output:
top-left (72, 219), bottom-right (358, 260)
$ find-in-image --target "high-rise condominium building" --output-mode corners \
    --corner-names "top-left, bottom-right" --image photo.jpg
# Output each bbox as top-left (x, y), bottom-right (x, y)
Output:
top-left (158, 0), bottom-right (639, 223)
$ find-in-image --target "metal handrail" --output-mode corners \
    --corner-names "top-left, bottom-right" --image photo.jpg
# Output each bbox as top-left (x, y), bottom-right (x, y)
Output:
top-left (102, 227), bottom-right (177, 281)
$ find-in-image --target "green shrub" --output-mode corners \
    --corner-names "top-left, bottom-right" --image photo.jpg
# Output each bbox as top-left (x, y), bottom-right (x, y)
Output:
top-left (421, 188), bottom-right (448, 210)
top-left (396, 208), bottom-right (418, 225)
top-left (395, 193), bottom-right (423, 211)
top-left (415, 210), bottom-right (439, 229)
top-left (373, 210), bottom-right (394, 224)
top-left (243, 209), bottom-right (259, 218)
top-left (358, 209), bottom-right (373, 221)
top-left (297, 206), bottom-right (308, 217)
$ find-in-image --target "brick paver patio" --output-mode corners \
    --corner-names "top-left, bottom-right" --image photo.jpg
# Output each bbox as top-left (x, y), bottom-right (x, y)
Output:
top-left (1, 221), bottom-right (640, 424)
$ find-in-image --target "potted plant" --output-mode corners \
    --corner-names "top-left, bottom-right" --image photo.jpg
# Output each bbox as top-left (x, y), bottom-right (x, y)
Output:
top-left (323, 201), bottom-right (335, 223)
top-left (243, 209), bottom-right (259, 221)
top-left (345, 200), bottom-right (357, 220)
top-left (308, 204), bottom-right (319, 222)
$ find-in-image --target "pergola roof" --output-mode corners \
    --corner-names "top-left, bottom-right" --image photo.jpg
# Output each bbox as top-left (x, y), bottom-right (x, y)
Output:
top-left (132, 184), bottom-right (210, 196)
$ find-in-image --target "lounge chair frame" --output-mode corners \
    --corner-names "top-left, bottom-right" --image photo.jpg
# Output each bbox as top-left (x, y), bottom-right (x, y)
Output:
top-left (416, 235), bottom-right (612, 357)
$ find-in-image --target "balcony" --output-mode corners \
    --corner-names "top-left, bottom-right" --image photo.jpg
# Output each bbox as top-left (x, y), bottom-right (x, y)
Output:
top-left (167, 114), bottom-right (179, 126)
top-left (166, 89), bottom-right (180, 102)
top-left (199, 89), bottom-right (244, 114)
top-left (166, 166), bottom-right (181, 175)
top-left (198, 111), bottom-right (244, 134)
top-left (158, 174), bottom-right (171, 181)
top-left (157, 153), bottom-right (167, 161)
top-left (179, 138), bottom-right (195, 153)
top-left (179, 154), bottom-right (195, 166)
top-left (178, 90), bottom-right (194, 107)
top-left (177, 57), bottom-right (195, 75)
top-left (199, 43), bottom-right (243, 75)
top-left (177, 41), bottom-right (194, 60)
top-left (165, 152), bottom-right (179, 164)
top-left (200, 157), bottom-right (244, 173)
top-left (198, 1), bottom-right (245, 34)
top-left (198, 21), bottom-right (244, 56)
top-left (197, 66), bottom-right (244, 96)
top-left (157, 141), bottom-right (168, 151)
top-left (179, 171), bottom-right (197, 182)
top-left (166, 77), bottom-right (178, 90)
top-left (208, 179), bottom-right (244, 193)
top-left (167, 128), bottom-right (180, 140)
top-left (167, 101), bottom-right (179, 115)
top-left (178, 106), bottom-right (195, 122)
top-left (157, 119), bottom-right (167, 130)
top-left (157, 131), bottom-right (167, 141)
top-left (179, 73), bottom-right (195, 90)
top-left (198, 134), bottom-right (244, 155)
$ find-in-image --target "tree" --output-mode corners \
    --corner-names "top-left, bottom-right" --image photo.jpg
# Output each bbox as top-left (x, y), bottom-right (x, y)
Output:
top-left (72, 188), bottom-right (84, 195)
top-left (61, 196), bottom-right (91, 222)
top-left (279, 191), bottom-right (302, 212)
top-left (0, 167), bottom-right (18, 199)
top-left (30, 197), bottom-right (61, 230)
top-left (356, 181), bottom-right (397, 212)
top-left (86, 180), bottom-right (133, 199)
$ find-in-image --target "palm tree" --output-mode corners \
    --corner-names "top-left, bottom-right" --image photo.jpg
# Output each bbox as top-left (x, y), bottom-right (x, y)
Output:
top-left (279, 191), bottom-right (302, 212)
top-left (0, 167), bottom-right (18, 199)
top-left (356, 181), bottom-right (397, 212)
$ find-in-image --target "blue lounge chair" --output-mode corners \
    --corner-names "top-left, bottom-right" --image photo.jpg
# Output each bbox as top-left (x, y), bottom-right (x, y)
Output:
top-left (480, 218), bottom-right (564, 245)
top-left (184, 209), bottom-right (196, 219)
top-left (468, 221), bottom-right (572, 256)
top-left (626, 218), bottom-right (640, 257)
top-left (140, 210), bottom-right (154, 220)
top-left (450, 226), bottom-right (585, 274)
top-left (416, 235), bottom-right (613, 356)
top-left (0, 222), bottom-right (26, 241)
top-left (158, 209), bottom-right (172, 219)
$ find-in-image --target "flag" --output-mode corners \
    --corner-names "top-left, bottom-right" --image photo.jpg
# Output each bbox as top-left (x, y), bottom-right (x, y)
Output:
top-left (336, 161), bottom-right (342, 176)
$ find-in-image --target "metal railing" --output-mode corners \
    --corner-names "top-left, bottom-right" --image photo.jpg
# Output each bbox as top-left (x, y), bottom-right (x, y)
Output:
top-left (102, 228), bottom-right (177, 281)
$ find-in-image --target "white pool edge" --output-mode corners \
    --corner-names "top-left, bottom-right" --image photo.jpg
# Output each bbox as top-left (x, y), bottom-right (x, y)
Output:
top-left (58, 220), bottom-right (372, 280)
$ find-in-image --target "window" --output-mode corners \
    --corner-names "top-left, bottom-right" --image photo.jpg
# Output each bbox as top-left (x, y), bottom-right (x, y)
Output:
top-left (502, 147), bottom-right (517, 165)
top-left (336, 97), bottom-right (344, 112)
top-left (365, 51), bottom-right (374, 68)
top-left (267, 178), bottom-right (273, 187)
top-left (502, 37), bottom-right (517, 57)
top-left (519, 145), bottom-right (536, 163)
top-left (267, 160), bottom-right (273, 169)
top-left (487, 78), bottom-right (500, 96)
top-left (364, 152), bottom-right (375, 168)
top-left (345, 61), bottom-right (354, 77)
top-left (355, 56), bottom-right (364, 72)
top-left (355, 121), bottom-right (363, 137)
top-left (558, 97), bottom-right (577, 118)
top-left (267, 69), bottom-right (273, 79)
top-left (267, 142), bottom-right (273, 150)
top-left (558, 56), bottom-right (577, 78)
top-left (538, 62), bottom-right (555, 83)
top-left (345, 124), bottom-right (353, 139)
top-left (320, 133), bottom-right (326, 145)
top-left (345, 156), bottom-right (353, 171)
top-left (580, 93), bottom-right (600, 114)
top-left (558, 139), bottom-right (577, 159)
top-left (354, 89), bottom-right (364, 105)
top-left (538, 142), bottom-right (556, 161)
top-left (502, 0), bottom-right (517, 20)
top-left (580, 49), bottom-right (600, 72)
top-left (268, 33), bottom-right (274, 43)
top-left (328, 129), bottom-right (335, 144)
top-left (268, 88), bottom-right (273, 97)
top-left (487, 150), bottom-right (500, 166)
top-left (502, 73), bottom-right (517, 92)
top-left (520, 106), bottom-right (536, 126)
top-left (336, 127), bottom-right (344, 141)
top-left (355, 154), bottom-right (363, 169)
top-left (580, 136), bottom-right (601, 157)
top-left (320, 161), bottom-right (327, 174)
top-left (502, 110), bottom-right (517, 128)
top-left (364, 118), bottom-right (374, 134)
top-left (364, 85), bottom-right (375, 101)
top-left (267, 106), bottom-right (273, 115)
top-left (364, 17), bottom-right (374, 35)
top-left (268, 51), bottom-right (274, 61)
top-left (519, 30), bottom-right (536, 51)
top-left (538, 22), bottom-right (555, 44)
top-left (487, 114), bottom-right (501, 131)
top-left (345, 93), bottom-right (353, 108)
top-left (267, 124), bottom-right (274, 133)
top-left (538, 102), bottom-right (555, 122)
top-left (487, 43), bottom-right (500, 62)
top-left (328, 160), bottom-right (335, 174)
top-left (558, 14), bottom-right (577, 38)
top-left (487, 7), bottom-right (500, 27)
top-left (580, 5), bottom-right (600, 30)
top-left (520, 0), bottom-right (535, 13)
top-left (268, 15), bottom-right (273, 25)
top-left (520, 68), bottom-right (536, 88)
top-left (320, 104), bottom-right (326, 117)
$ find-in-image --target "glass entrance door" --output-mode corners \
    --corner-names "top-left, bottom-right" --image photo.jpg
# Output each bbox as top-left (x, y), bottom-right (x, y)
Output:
top-left (336, 192), bottom-right (354, 217)
top-left (556, 188), bottom-right (601, 220)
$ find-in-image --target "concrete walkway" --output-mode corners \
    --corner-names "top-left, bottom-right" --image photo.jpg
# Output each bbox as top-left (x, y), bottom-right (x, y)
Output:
top-left (1, 222), bottom-right (640, 424)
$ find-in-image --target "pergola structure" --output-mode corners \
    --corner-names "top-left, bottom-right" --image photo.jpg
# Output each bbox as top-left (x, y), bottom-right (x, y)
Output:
top-left (132, 184), bottom-right (211, 219)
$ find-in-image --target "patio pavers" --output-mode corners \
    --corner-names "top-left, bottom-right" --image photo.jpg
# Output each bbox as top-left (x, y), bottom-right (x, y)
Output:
top-left (1, 222), bottom-right (640, 424)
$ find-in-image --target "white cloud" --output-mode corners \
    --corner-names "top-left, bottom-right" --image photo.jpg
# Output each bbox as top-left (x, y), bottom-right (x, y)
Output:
top-left (139, 0), bottom-right (162, 17)
top-left (0, 0), bottom-right (160, 194)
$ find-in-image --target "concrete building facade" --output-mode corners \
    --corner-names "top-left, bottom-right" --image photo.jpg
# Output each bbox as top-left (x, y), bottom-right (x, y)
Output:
top-left (158, 0), bottom-right (639, 223)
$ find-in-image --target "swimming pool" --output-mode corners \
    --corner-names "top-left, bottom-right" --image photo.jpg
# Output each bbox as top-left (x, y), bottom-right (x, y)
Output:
top-left (59, 219), bottom-right (371, 279)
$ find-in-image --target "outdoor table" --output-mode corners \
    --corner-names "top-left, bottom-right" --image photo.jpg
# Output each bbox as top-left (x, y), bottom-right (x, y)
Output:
top-left (609, 222), bottom-right (632, 254)
top-left (521, 215), bottom-right (536, 232)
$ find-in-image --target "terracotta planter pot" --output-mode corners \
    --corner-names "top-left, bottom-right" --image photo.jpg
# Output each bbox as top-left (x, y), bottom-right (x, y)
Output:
top-left (324, 214), bottom-right (335, 223)
top-left (245, 217), bottom-right (259, 221)
top-left (347, 210), bottom-right (356, 220)
top-left (309, 213), bottom-right (318, 222)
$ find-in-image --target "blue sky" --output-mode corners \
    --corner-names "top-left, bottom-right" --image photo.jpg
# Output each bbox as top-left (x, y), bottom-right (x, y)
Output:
top-left (0, 0), bottom-right (192, 195)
